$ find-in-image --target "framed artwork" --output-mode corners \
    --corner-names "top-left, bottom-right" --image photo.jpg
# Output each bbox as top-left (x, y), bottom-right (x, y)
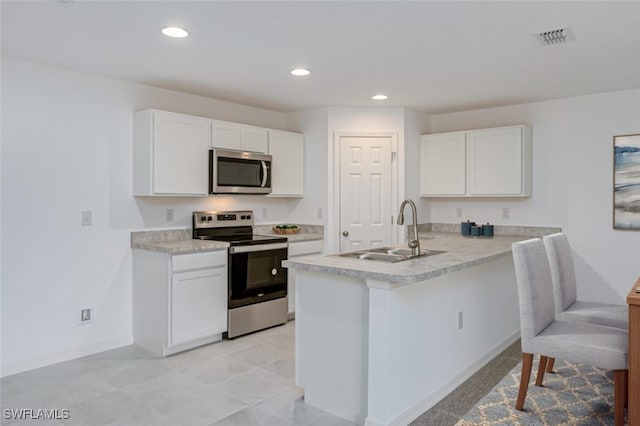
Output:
top-left (613, 133), bottom-right (640, 230)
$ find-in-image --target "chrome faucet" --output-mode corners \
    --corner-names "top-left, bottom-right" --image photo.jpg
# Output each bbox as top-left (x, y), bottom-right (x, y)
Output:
top-left (397, 199), bottom-right (421, 256)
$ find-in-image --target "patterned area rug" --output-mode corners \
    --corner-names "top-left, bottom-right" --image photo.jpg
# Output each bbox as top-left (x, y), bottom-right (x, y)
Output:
top-left (456, 358), bottom-right (625, 425)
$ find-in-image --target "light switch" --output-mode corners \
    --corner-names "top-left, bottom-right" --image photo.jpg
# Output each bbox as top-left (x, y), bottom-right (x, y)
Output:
top-left (81, 211), bottom-right (92, 226)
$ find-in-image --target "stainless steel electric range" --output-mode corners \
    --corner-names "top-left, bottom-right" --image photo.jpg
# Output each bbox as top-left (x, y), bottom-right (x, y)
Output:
top-left (192, 210), bottom-right (288, 338)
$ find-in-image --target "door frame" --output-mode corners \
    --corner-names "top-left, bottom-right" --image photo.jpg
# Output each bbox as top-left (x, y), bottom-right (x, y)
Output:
top-left (329, 132), bottom-right (401, 253)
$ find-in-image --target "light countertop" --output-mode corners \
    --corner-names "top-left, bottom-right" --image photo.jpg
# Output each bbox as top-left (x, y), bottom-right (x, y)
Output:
top-left (283, 232), bottom-right (535, 285)
top-left (131, 225), bottom-right (323, 254)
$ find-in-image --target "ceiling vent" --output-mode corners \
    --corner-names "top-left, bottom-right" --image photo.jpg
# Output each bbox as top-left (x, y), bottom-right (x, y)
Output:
top-left (536, 27), bottom-right (571, 45)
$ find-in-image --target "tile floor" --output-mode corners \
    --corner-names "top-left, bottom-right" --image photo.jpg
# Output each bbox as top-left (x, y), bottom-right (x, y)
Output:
top-left (0, 320), bottom-right (521, 426)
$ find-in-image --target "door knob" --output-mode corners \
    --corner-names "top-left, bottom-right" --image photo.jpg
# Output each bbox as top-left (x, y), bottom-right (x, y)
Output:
top-left (342, 231), bottom-right (349, 237)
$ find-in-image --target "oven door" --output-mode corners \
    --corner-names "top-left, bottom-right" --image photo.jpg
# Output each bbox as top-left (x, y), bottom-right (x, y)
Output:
top-left (228, 243), bottom-right (287, 309)
top-left (210, 149), bottom-right (272, 194)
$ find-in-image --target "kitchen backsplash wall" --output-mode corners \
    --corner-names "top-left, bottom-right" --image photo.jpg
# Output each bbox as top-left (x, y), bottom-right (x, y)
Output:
top-left (429, 88), bottom-right (640, 304)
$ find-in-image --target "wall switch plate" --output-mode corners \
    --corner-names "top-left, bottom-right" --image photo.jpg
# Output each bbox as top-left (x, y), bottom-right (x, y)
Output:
top-left (165, 208), bottom-right (174, 223)
top-left (501, 208), bottom-right (510, 220)
top-left (455, 208), bottom-right (462, 218)
top-left (78, 307), bottom-right (93, 325)
top-left (262, 207), bottom-right (268, 218)
top-left (317, 208), bottom-right (323, 220)
top-left (458, 311), bottom-right (464, 330)
top-left (81, 211), bottom-right (92, 226)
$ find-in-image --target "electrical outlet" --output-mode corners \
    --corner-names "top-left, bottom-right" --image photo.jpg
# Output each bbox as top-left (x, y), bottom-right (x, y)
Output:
top-left (78, 307), bottom-right (93, 325)
top-left (166, 208), bottom-right (174, 223)
top-left (458, 311), bottom-right (464, 330)
top-left (262, 207), bottom-right (268, 218)
top-left (502, 208), bottom-right (510, 220)
top-left (455, 207), bottom-right (462, 218)
top-left (81, 211), bottom-right (92, 226)
top-left (317, 208), bottom-right (323, 220)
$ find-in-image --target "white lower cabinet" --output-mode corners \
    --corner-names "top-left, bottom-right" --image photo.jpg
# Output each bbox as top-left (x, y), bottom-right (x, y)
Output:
top-left (133, 249), bottom-right (228, 356)
top-left (287, 240), bottom-right (323, 315)
top-left (170, 267), bottom-right (227, 346)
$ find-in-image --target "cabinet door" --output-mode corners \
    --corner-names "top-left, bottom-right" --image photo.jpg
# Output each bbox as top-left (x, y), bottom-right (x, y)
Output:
top-left (466, 127), bottom-right (524, 196)
top-left (152, 111), bottom-right (210, 195)
top-left (170, 266), bottom-right (227, 346)
top-left (287, 240), bottom-right (323, 314)
top-left (420, 133), bottom-right (466, 196)
top-left (268, 131), bottom-right (304, 197)
top-left (241, 126), bottom-right (268, 153)
top-left (211, 120), bottom-right (241, 150)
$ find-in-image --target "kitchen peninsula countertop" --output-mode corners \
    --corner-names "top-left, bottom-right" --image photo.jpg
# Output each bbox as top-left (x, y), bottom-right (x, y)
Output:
top-left (284, 231), bottom-right (553, 287)
top-left (131, 225), bottom-right (324, 254)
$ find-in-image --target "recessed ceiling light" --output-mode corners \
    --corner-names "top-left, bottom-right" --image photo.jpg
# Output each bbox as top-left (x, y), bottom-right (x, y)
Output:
top-left (290, 68), bottom-right (311, 77)
top-left (372, 94), bottom-right (388, 101)
top-left (161, 27), bottom-right (189, 38)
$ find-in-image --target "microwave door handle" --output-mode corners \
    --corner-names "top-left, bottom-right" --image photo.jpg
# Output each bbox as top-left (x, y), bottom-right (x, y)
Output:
top-left (261, 161), bottom-right (268, 187)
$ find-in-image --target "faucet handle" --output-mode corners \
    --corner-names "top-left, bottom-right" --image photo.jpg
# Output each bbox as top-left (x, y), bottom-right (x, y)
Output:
top-left (408, 240), bottom-right (419, 248)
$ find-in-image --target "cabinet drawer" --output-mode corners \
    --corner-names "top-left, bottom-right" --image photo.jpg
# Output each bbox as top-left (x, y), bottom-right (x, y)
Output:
top-left (172, 250), bottom-right (227, 272)
top-left (289, 240), bottom-right (323, 257)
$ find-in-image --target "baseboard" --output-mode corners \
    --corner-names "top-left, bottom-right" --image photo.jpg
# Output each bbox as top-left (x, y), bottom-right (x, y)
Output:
top-left (1, 335), bottom-right (133, 377)
top-left (385, 329), bottom-right (521, 426)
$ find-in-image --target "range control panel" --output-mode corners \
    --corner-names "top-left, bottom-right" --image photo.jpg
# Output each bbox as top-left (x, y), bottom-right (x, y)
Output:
top-left (192, 210), bottom-right (254, 228)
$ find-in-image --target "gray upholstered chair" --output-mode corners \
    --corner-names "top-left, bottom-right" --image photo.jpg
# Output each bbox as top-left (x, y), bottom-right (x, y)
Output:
top-left (512, 238), bottom-right (628, 426)
top-left (542, 232), bottom-right (628, 373)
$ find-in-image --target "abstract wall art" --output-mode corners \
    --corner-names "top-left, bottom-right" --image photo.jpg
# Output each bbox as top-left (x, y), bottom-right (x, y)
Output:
top-left (614, 133), bottom-right (640, 230)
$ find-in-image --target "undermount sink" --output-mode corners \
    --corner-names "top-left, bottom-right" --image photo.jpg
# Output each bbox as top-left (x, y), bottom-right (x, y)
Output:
top-left (335, 246), bottom-right (446, 263)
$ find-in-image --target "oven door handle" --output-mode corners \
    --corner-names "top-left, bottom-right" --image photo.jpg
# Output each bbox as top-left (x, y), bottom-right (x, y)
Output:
top-left (229, 242), bottom-right (288, 254)
top-left (260, 161), bottom-right (268, 187)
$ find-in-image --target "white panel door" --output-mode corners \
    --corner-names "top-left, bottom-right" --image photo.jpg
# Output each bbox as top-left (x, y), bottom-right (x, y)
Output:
top-left (153, 111), bottom-right (210, 195)
top-left (467, 127), bottom-right (523, 195)
top-left (170, 266), bottom-right (227, 346)
top-left (340, 137), bottom-right (392, 251)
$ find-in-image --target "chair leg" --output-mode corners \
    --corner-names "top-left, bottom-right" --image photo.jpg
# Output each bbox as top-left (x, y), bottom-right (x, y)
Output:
top-left (516, 353), bottom-right (533, 410)
top-left (613, 370), bottom-right (627, 426)
top-left (545, 357), bottom-right (555, 373)
top-left (535, 355), bottom-right (548, 386)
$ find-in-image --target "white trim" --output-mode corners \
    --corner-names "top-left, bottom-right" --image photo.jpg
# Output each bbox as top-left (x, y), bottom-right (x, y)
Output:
top-left (371, 329), bottom-right (521, 426)
top-left (330, 132), bottom-right (401, 253)
top-left (1, 336), bottom-right (134, 377)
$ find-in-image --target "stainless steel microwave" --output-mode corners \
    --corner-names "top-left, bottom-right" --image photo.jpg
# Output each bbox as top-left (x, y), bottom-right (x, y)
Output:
top-left (209, 149), bottom-right (272, 194)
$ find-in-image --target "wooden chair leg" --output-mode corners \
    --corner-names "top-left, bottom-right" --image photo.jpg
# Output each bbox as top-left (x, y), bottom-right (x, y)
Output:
top-left (535, 355), bottom-right (548, 386)
top-left (545, 357), bottom-right (555, 373)
top-left (516, 353), bottom-right (534, 410)
top-left (613, 370), bottom-right (627, 426)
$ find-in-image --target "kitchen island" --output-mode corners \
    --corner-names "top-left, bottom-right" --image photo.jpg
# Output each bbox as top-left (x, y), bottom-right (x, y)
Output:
top-left (283, 230), bottom-right (556, 426)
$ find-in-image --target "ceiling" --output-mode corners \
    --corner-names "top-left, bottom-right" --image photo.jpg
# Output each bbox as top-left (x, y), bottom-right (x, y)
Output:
top-left (2, 1), bottom-right (640, 114)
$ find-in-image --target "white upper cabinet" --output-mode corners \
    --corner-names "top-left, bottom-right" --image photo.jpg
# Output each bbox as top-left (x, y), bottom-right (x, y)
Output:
top-left (268, 130), bottom-right (304, 197)
top-left (241, 126), bottom-right (269, 153)
top-left (419, 132), bottom-right (466, 196)
top-left (420, 125), bottom-right (532, 198)
top-left (211, 121), bottom-right (241, 150)
top-left (466, 126), bottom-right (531, 196)
top-left (134, 109), bottom-right (302, 197)
top-left (211, 120), bottom-right (268, 153)
top-left (133, 110), bottom-right (211, 196)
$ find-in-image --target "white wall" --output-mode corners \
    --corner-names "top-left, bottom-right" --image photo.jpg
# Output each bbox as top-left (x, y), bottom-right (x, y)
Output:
top-left (429, 89), bottom-right (640, 302)
top-left (326, 107), bottom-right (404, 252)
top-left (286, 108), bottom-right (329, 227)
top-left (0, 57), bottom-right (299, 376)
top-left (403, 108), bottom-right (431, 224)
